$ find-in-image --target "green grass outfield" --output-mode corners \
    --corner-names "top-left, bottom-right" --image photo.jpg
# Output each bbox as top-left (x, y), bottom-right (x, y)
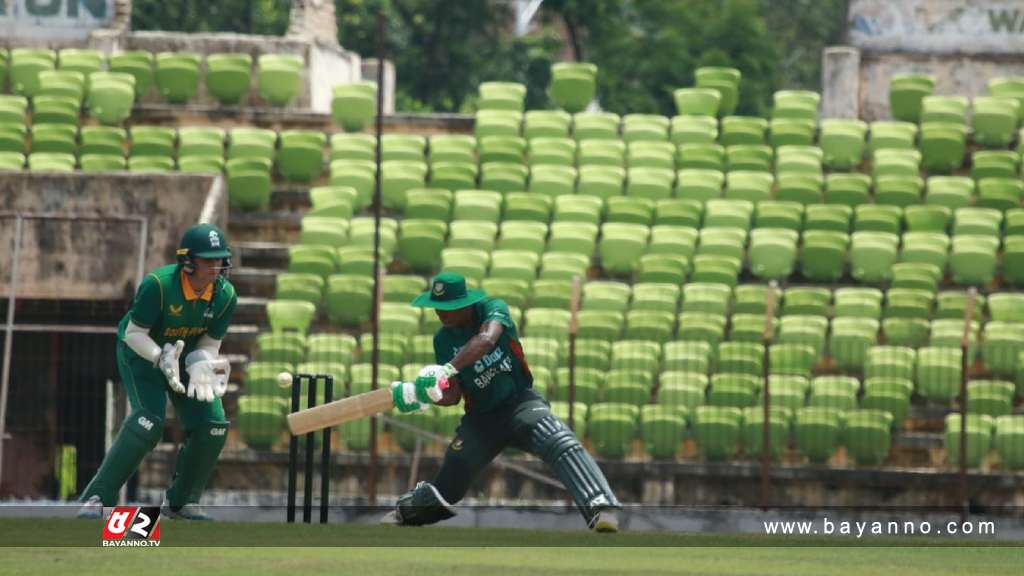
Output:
top-left (0, 519), bottom-right (1020, 576)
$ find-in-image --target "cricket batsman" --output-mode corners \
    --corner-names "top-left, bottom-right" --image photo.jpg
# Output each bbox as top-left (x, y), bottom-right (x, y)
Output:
top-left (78, 223), bottom-right (238, 521)
top-left (383, 272), bottom-right (621, 532)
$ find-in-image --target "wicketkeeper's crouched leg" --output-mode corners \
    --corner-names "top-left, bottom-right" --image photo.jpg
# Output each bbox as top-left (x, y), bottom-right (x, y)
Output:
top-left (527, 414), bottom-right (621, 530)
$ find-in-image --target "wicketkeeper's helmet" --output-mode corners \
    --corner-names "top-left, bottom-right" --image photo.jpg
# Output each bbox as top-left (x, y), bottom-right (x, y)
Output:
top-left (176, 223), bottom-right (232, 274)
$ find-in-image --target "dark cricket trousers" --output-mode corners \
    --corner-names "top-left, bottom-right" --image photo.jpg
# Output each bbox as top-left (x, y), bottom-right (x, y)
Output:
top-left (432, 388), bottom-right (571, 503)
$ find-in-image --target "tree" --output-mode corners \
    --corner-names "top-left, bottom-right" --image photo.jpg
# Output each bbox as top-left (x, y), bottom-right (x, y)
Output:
top-left (760, 0), bottom-right (850, 90)
top-left (131, 0), bottom-right (291, 36)
top-left (543, 0), bottom-right (779, 117)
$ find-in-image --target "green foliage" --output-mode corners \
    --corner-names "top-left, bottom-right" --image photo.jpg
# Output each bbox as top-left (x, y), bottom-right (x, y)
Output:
top-left (760, 0), bottom-right (850, 90)
top-left (131, 0), bottom-right (291, 36)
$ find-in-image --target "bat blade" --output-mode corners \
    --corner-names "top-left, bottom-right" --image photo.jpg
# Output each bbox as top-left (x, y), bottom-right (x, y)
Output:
top-left (286, 387), bottom-right (393, 435)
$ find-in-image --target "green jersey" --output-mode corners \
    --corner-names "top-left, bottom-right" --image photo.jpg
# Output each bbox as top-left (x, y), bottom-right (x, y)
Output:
top-left (117, 264), bottom-right (238, 358)
top-left (433, 298), bottom-right (533, 413)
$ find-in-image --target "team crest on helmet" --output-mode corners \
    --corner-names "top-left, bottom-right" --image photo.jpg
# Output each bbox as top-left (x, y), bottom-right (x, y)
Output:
top-left (432, 281), bottom-right (445, 296)
top-left (208, 230), bottom-right (221, 248)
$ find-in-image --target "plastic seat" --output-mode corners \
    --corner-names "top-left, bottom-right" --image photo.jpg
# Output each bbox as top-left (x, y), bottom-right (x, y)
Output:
top-left (749, 228), bottom-right (798, 280)
top-left (843, 409), bottom-right (893, 466)
top-left (206, 53), bottom-right (252, 105)
top-left (819, 118), bottom-right (867, 170)
top-left (720, 116), bottom-right (767, 147)
top-left (972, 96), bottom-right (1020, 147)
top-left (226, 157), bottom-right (273, 209)
top-left (670, 115), bottom-right (718, 146)
top-left (155, 52), bottom-right (200, 104)
top-left (332, 82), bottom-right (377, 132)
top-left (497, 220), bottom-right (548, 254)
top-left (850, 232), bottom-right (899, 284)
top-left (830, 317), bottom-right (879, 371)
top-left (277, 130), bottom-right (326, 183)
top-left (824, 173), bottom-right (871, 206)
top-left (529, 164), bottom-right (577, 197)
top-left (622, 113), bottom-right (669, 142)
top-left (971, 150), bottom-right (1019, 181)
top-left (453, 189), bottom-right (503, 222)
top-left (257, 54), bottom-right (304, 106)
top-left (944, 414), bottom-right (994, 468)
top-left (889, 74), bottom-right (934, 123)
top-left (677, 142), bottom-right (724, 170)
top-left (994, 416), bottom-right (1024, 470)
top-left (582, 281), bottom-right (632, 312)
top-left (920, 122), bottom-right (967, 174)
top-left (572, 111), bottom-right (620, 140)
top-left (692, 406), bottom-right (742, 461)
top-left (577, 138), bottom-right (624, 167)
top-left (109, 51), bottom-right (155, 99)
top-left (799, 230), bottom-right (848, 282)
top-left (793, 407), bottom-right (842, 463)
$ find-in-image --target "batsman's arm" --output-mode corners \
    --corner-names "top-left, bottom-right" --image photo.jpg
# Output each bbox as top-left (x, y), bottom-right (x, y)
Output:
top-left (447, 320), bottom-right (505, 371)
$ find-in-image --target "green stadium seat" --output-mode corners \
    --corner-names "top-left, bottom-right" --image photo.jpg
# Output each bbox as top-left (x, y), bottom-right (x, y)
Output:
top-left (793, 406), bottom-right (842, 463)
top-left (695, 66), bottom-right (741, 116)
top-left (109, 51), bottom-right (155, 99)
top-left (304, 334), bottom-right (358, 366)
top-left (921, 95), bottom-right (968, 124)
top-left (627, 140), bottom-right (675, 170)
top-left (258, 54), bottom-right (304, 106)
top-left (920, 122), bottom-right (967, 174)
top-left (10, 48), bottom-right (55, 97)
top-left (332, 82), bottom-right (377, 132)
top-left (820, 118), bottom-right (867, 170)
top-left (237, 396), bottom-right (288, 450)
top-left (477, 81), bottom-right (526, 112)
top-left (971, 150), bottom-right (1018, 181)
top-left (843, 409), bottom-right (893, 466)
top-left (475, 109), bottom-right (521, 138)
top-left (742, 406), bottom-right (791, 461)
top-left (577, 138), bottom-right (624, 167)
top-left (799, 230), bottom-right (847, 282)
top-left (994, 416), bottom-right (1024, 470)
top-left (529, 164), bottom-right (576, 197)
top-left (670, 115), bottom-right (718, 146)
top-left (640, 405), bottom-right (687, 459)
top-left (572, 111), bottom-right (620, 140)
top-left (256, 332), bottom-right (306, 365)
top-left (523, 110), bottom-right (572, 139)
top-left (673, 87), bottom-right (721, 117)
top-left (430, 161), bottom-right (478, 191)
top-left (0, 151), bottom-right (25, 170)
top-left (677, 142), bottom-right (724, 170)
top-left (528, 136), bottom-right (576, 166)
top-left (889, 73), bottom-right (934, 123)
top-left (925, 176), bottom-right (974, 208)
top-left (226, 157), bottom-right (273, 209)
top-left (830, 317), bottom-right (879, 371)
top-left (155, 52), bottom-right (200, 104)
top-left (28, 123), bottom-right (76, 156)
top-left (622, 113), bottom-right (669, 143)
top-left (275, 129), bottom-right (324, 182)
top-left (28, 152), bottom-right (75, 171)
top-left (972, 96), bottom-right (1020, 147)
top-left (549, 62), bottom-right (597, 113)
top-left (944, 413), bottom-right (994, 468)
top-left (453, 189), bottom-right (503, 221)
top-left (497, 220), bottom-right (548, 254)
top-left (692, 405), bottom-right (741, 460)
top-left (749, 228), bottom-right (798, 280)
top-left (720, 116), bottom-right (767, 146)
top-left (206, 53), bottom-right (253, 105)
top-left (824, 172), bottom-right (871, 206)
top-left (769, 118), bottom-right (815, 147)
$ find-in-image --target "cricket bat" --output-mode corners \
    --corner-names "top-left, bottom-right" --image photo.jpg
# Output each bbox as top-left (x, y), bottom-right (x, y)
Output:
top-left (286, 387), bottom-right (394, 435)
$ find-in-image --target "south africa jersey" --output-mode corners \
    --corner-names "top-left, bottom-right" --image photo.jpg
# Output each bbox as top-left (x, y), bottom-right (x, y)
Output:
top-left (116, 264), bottom-right (238, 358)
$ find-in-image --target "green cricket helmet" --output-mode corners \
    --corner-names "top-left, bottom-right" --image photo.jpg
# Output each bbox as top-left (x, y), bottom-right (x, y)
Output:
top-left (177, 223), bottom-right (232, 270)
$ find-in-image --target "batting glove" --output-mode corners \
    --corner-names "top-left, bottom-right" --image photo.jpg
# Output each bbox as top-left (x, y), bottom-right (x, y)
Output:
top-left (158, 340), bottom-right (186, 394)
top-left (419, 363), bottom-right (458, 391)
top-left (390, 381), bottom-right (429, 414)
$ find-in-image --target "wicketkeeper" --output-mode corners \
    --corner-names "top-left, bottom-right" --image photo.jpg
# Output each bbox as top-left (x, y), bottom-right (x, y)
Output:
top-left (383, 272), bottom-right (621, 532)
top-left (78, 223), bottom-right (238, 521)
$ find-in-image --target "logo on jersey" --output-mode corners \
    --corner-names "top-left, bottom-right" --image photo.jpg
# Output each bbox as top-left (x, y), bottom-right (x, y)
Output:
top-left (208, 230), bottom-right (221, 248)
top-left (101, 506), bottom-right (161, 547)
top-left (432, 281), bottom-right (445, 296)
top-left (450, 437), bottom-right (464, 451)
top-left (168, 304), bottom-right (183, 317)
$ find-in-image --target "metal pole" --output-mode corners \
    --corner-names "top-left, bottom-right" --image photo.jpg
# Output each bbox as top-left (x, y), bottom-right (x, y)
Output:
top-left (959, 288), bottom-right (976, 524)
top-left (0, 215), bottom-right (24, 493)
top-left (367, 7), bottom-right (387, 508)
top-left (303, 375), bottom-right (316, 523)
top-left (760, 280), bottom-right (777, 511)
top-left (320, 375), bottom-right (333, 524)
top-left (567, 276), bottom-right (582, 431)
top-left (286, 374), bottom-right (301, 523)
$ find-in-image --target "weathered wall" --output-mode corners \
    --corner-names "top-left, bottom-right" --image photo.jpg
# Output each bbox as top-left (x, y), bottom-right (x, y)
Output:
top-left (0, 172), bottom-right (223, 300)
top-left (824, 0), bottom-right (1024, 120)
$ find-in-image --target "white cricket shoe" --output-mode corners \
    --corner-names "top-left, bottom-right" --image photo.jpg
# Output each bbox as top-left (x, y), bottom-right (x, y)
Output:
top-left (161, 499), bottom-right (213, 521)
top-left (379, 509), bottom-right (402, 525)
top-left (590, 509), bottom-right (619, 533)
top-left (76, 495), bottom-right (104, 520)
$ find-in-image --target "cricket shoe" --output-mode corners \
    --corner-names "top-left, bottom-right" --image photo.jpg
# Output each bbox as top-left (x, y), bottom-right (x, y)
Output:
top-left (590, 509), bottom-right (619, 533)
top-left (76, 495), bottom-right (104, 520)
top-left (379, 509), bottom-right (402, 525)
top-left (161, 499), bottom-right (213, 521)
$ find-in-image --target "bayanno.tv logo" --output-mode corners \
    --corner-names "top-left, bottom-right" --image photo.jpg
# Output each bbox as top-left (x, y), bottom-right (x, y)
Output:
top-left (102, 507), bottom-right (161, 547)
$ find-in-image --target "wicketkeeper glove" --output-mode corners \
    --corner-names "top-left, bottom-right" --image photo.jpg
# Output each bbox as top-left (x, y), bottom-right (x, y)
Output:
top-left (158, 340), bottom-right (186, 394)
top-left (184, 349), bottom-right (231, 403)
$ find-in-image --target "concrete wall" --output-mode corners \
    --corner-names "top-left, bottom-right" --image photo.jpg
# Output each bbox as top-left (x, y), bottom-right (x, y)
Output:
top-left (0, 172), bottom-right (223, 300)
top-left (823, 0), bottom-right (1024, 121)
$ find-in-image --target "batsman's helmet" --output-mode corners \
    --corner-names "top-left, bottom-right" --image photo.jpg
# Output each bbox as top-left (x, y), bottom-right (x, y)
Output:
top-left (177, 223), bottom-right (232, 273)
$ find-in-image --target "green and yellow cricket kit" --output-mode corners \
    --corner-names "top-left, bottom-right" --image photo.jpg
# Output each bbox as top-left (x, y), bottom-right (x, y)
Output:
top-left (82, 264), bottom-right (237, 507)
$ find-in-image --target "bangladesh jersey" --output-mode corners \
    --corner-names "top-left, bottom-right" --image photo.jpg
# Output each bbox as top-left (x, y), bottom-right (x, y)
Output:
top-left (433, 298), bottom-right (533, 413)
top-left (117, 264), bottom-right (238, 358)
